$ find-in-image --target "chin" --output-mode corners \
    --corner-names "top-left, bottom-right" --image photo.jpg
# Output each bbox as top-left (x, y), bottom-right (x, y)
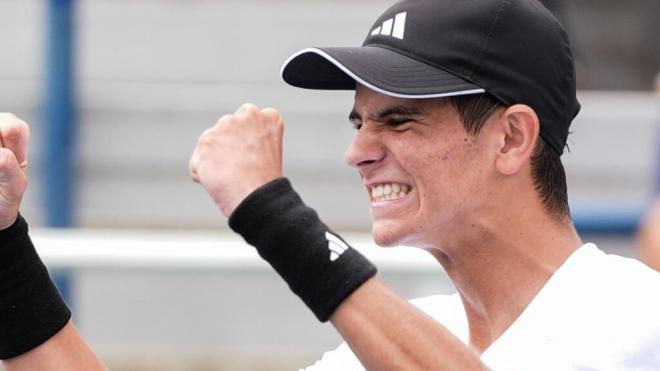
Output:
top-left (370, 220), bottom-right (407, 247)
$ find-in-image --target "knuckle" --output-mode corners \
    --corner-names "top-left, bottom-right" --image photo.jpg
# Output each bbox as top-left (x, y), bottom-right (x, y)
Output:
top-left (262, 108), bottom-right (283, 127)
top-left (197, 133), bottom-right (214, 147)
top-left (0, 116), bottom-right (29, 140)
top-left (18, 118), bottom-right (29, 136)
top-left (241, 102), bottom-right (259, 112)
top-left (216, 114), bottom-right (233, 126)
top-left (188, 160), bottom-right (198, 176)
top-left (238, 103), bottom-right (261, 119)
top-left (2, 124), bottom-right (21, 141)
top-left (261, 107), bottom-right (280, 119)
top-left (274, 116), bottom-right (284, 129)
top-left (202, 127), bottom-right (215, 137)
top-left (261, 107), bottom-right (279, 116)
top-left (0, 112), bottom-right (18, 123)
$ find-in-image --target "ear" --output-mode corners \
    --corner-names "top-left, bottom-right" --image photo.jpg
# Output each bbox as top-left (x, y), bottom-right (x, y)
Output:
top-left (494, 104), bottom-right (540, 176)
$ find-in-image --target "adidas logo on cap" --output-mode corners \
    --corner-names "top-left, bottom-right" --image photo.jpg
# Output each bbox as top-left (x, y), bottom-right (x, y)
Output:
top-left (370, 12), bottom-right (407, 39)
top-left (326, 231), bottom-right (350, 262)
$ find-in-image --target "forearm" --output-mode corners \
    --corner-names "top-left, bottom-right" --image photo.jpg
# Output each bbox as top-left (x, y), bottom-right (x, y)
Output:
top-left (4, 322), bottom-right (105, 371)
top-left (0, 216), bottom-right (105, 370)
top-left (332, 277), bottom-right (485, 370)
top-left (230, 178), bottom-right (486, 370)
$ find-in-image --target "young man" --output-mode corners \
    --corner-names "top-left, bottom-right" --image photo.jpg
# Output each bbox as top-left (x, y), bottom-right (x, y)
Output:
top-left (190, 0), bottom-right (660, 369)
top-left (1, 1), bottom-right (659, 370)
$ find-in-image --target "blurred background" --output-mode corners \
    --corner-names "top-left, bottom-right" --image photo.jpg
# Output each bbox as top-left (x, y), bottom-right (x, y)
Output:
top-left (0, 0), bottom-right (658, 369)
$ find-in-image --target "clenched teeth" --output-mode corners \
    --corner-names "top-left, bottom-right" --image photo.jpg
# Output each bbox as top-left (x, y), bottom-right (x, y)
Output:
top-left (371, 183), bottom-right (411, 202)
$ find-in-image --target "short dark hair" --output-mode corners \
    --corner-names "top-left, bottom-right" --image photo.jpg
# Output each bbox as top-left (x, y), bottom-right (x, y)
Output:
top-left (448, 94), bottom-right (571, 219)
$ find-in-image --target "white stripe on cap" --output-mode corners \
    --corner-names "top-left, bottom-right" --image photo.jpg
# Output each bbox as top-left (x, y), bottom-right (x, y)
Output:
top-left (280, 47), bottom-right (486, 99)
top-left (392, 12), bottom-right (406, 39)
top-left (380, 18), bottom-right (394, 36)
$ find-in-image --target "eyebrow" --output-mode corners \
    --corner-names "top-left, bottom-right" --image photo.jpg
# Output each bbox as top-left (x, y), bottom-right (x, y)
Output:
top-left (348, 105), bottom-right (424, 122)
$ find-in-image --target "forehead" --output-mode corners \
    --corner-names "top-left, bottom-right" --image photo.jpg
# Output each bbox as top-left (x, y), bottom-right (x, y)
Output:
top-left (353, 84), bottom-right (452, 116)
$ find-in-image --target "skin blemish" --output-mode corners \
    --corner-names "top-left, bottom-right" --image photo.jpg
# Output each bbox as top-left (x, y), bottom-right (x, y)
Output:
top-left (441, 149), bottom-right (450, 161)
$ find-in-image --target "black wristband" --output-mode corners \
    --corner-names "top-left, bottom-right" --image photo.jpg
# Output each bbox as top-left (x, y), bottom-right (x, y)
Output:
top-left (229, 178), bottom-right (377, 322)
top-left (0, 215), bottom-right (71, 359)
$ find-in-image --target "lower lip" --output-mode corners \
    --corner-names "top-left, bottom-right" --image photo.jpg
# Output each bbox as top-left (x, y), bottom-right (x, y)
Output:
top-left (370, 191), bottom-right (413, 214)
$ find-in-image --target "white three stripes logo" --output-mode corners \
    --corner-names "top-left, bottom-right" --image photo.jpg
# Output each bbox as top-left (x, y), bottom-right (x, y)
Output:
top-left (370, 12), bottom-right (407, 39)
top-left (326, 231), bottom-right (350, 262)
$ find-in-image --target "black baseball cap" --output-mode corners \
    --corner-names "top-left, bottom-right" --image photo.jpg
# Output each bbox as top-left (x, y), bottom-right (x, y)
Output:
top-left (281, 0), bottom-right (580, 155)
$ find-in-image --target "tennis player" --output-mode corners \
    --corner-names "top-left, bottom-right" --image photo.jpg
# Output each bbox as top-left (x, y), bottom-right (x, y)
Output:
top-left (190, 0), bottom-right (660, 369)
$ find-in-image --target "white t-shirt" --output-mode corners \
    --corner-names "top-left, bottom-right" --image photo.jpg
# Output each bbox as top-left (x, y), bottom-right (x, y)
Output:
top-left (303, 243), bottom-right (660, 370)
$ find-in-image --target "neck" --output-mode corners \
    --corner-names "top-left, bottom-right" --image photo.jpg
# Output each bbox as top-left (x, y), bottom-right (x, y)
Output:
top-left (426, 203), bottom-right (582, 353)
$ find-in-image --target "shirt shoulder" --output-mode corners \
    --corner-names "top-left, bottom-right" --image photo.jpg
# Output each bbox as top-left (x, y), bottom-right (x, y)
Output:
top-left (482, 243), bottom-right (660, 370)
top-left (301, 342), bottom-right (364, 371)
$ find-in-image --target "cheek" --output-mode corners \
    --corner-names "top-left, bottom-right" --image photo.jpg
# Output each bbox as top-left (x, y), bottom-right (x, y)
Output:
top-left (389, 132), bottom-right (466, 205)
top-left (389, 133), bottom-right (429, 173)
top-left (409, 154), bottom-right (458, 211)
top-left (441, 150), bottom-right (450, 161)
top-left (391, 131), bottom-right (452, 165)
top-left (420, 152), bottom-right (475, 214)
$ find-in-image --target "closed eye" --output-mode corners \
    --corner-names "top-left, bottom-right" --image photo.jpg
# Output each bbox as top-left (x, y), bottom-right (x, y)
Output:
top-left (348, 106), bottom-right (421, 131)
top-left (386, 118), bottom-right (411, 127)
top-left (385, 117), bottom-right (413, 130)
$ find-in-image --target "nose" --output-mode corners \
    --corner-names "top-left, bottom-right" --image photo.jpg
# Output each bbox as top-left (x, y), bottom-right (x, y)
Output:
top-left (344, 128), bottom-right (386, 170)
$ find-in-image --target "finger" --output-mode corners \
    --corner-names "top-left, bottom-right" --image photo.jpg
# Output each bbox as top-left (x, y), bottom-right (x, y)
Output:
top-left (0, 113), bottom-right (18, 148)
top-left (0, 117), bottom-right (29, 166)
top-left (190, 163), bottom-right (201, 183)
top-left (0, 112), bottom-right (18, 123)
top-left (214, 114), bottom-right (231, 128)
top-left (236, 102), bottom-right (259, 115)
top-left (262, 107), bottom-right (285, 138)
top-left (260, 107), bottom-right (281, 123)
top-left (0, 147), bottom-right (22, 182)
top-left (190, 168), bottom-right (201, 183)
top-left (189, 150), bottom-right (201, 183)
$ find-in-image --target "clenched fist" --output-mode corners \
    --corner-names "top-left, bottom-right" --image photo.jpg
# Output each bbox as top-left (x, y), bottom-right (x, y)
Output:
top-left (189, 103), bottom-right (284, 217)
top-left (0, 113), bottom-right (29, 230)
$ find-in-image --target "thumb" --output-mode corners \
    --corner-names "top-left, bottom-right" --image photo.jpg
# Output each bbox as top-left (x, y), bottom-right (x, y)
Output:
top-left (0, 147), bottom-right (23, 182)
top-left (0, 147), bottom-right (27, 229)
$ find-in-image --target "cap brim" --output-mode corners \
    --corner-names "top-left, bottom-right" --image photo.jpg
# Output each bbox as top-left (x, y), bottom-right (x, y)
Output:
top-left (281, 46), bottom-right (485, 99)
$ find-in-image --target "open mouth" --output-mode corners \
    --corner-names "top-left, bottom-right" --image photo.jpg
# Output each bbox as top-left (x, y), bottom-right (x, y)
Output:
top-left (370, 182), bottom-right (412, 202)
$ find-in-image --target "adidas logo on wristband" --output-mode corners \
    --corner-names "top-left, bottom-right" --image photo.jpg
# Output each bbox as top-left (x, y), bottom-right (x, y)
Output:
top-left (326, 231), bottom-right (350, 261)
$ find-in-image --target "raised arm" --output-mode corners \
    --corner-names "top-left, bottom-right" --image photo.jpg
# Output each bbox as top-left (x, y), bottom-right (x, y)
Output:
top-left (189, 105), bottom-right (486, 370)
top-left (331, 278), bottom-right (483, 370)
top-left (0, 113), bottom-right (105, 370)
